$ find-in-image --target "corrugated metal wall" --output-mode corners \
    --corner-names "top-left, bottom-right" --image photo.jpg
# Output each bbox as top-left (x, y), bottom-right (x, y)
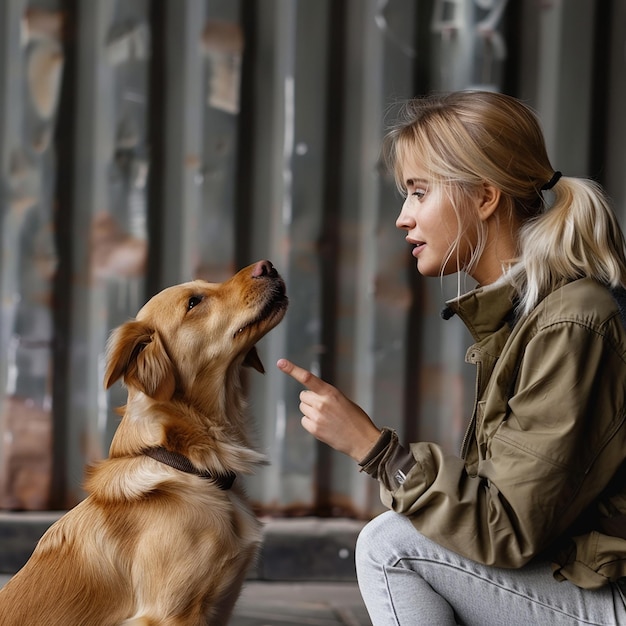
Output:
top-left (0, 0), bottom-right (65, 509)
top-left (0, 0), bottom-right (623, 517)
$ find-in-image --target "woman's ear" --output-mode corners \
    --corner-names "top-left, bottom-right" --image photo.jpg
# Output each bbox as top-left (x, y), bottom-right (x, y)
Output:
top-left (477, 183), bottom-right (501, 222)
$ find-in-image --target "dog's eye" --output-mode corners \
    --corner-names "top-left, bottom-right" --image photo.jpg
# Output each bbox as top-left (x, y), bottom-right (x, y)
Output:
top-left (187, 296), bottom-right (203, 311)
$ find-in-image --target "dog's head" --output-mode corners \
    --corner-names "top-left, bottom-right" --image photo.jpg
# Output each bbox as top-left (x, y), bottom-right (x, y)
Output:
top-left (103, 260), bottom-right (288, 401)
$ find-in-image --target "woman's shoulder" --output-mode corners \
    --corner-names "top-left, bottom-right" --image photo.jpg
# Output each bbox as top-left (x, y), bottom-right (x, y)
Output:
top-left (534, 277), bottom-right (624, 333)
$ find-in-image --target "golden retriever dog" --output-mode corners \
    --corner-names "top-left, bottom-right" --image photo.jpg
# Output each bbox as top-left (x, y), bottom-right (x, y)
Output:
top-left (0, 260), bottom-right (288, 625)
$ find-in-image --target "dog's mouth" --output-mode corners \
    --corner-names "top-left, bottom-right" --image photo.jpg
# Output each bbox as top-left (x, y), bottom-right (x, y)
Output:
top-left (234, 279), bottom-right (288, 339)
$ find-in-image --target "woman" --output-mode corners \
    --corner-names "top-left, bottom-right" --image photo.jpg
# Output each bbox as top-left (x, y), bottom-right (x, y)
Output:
top-left (277, 91), bottom-right (626, 625)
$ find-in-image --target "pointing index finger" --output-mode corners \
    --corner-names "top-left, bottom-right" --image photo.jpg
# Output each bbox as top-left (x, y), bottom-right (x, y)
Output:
top-left (276, 358), bottom-right (325, 392)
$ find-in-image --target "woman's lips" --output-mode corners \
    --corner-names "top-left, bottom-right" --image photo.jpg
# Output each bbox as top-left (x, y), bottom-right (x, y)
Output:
top-left (412, 242), bottom-right (426, 257)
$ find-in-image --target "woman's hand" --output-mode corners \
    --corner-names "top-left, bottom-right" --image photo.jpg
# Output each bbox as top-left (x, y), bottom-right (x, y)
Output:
top-left (276, 358), bottom-right (382, 462)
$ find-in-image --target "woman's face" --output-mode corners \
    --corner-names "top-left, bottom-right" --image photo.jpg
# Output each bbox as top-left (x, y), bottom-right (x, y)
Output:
top-left (395, 161), bottom-right (477, 278)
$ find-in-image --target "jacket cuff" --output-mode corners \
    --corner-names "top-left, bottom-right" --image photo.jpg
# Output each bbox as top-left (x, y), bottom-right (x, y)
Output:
top-left (358, 427), bottom-right (417, 489)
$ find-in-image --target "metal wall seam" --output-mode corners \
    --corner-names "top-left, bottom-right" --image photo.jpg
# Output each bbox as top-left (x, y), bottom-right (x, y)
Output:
top-left (156, 0), bottom-right (207, 289)
top-left (245, 0), bottom-right (330, 515)
top-left (66, 0), bottom-right (151, 505)
top-left (0, 0), bottom-right (62, 510)
top-left (328, 0), bottom-right (418, 518)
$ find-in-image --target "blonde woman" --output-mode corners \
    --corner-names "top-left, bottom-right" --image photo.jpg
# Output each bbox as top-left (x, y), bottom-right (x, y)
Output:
top-left (278, 91), bottom-right (626, 625)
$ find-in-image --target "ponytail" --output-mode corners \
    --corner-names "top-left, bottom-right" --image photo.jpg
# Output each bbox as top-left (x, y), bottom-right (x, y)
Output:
top-left (513, 176), bottom-right (626, 316)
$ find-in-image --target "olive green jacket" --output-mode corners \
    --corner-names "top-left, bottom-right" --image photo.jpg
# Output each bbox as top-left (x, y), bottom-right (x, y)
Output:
top-left (361, 277), bottom-right (626, 589)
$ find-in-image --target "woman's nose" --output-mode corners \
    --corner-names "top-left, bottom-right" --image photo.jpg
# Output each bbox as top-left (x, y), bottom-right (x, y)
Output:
top-left (395, 199), bottom-right (413, 230)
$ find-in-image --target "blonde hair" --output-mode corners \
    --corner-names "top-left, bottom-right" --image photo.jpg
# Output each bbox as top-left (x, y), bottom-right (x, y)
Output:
top-left (384, 91), bottom-right (626, 315)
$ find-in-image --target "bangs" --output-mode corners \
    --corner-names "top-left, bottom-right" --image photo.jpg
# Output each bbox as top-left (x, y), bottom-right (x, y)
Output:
top-left (392, 128), bottom-right (447, 194)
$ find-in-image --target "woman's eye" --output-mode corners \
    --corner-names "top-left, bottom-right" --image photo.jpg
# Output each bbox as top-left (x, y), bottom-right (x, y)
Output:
top-left (187, 296), bottom-right (203, 310)
top-left (412, 189), bottom-right (426, 200)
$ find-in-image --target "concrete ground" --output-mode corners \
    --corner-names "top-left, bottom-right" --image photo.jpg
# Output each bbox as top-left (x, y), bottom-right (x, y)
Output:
top-left (231, 580), bottom-right (371, 625)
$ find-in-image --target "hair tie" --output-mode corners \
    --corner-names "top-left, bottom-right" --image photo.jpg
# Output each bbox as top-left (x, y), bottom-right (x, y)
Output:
top-left (541, 171), bottom-right (562, 191)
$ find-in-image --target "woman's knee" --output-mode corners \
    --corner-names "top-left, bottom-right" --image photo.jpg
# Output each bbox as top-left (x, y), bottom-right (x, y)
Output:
top-left (356, 511), bottom-right (413, 572)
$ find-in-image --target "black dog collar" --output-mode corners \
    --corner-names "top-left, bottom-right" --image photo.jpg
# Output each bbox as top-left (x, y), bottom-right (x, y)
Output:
top-left (143, 447), bottom-right (236, 490)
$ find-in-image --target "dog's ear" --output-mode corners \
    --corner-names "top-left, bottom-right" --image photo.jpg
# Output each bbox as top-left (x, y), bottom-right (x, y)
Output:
top-left (243, 346), bottom-right (265, 374)
top-left (104, 320), bottom-right (176, 400)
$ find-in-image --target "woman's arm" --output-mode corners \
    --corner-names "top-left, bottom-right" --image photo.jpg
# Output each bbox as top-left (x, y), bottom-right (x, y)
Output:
top-left (277, 319), bottom-right (626, 568)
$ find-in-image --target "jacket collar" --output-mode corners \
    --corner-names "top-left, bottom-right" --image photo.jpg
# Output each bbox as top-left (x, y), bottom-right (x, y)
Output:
top-left (442, 279), bottom-right (518, 342)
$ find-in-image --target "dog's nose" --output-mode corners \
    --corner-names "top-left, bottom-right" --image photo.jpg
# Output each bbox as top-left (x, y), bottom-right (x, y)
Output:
top-left (251, 260), bottom-right (276, 278)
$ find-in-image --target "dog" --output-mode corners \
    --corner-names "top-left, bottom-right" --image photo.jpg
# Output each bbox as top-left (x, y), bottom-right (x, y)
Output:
top-left (0, 259), bottom-right (288, 625)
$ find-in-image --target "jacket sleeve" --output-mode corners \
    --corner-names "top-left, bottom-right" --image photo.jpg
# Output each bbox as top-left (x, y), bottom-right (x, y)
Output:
top-left (362, 320), bottom-right (626, 569)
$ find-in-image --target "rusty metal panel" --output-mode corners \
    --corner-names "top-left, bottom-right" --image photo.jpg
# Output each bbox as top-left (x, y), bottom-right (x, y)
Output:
top-left (602, 0), bottom-right (626, 223)
top-left (430, 0), bottom-right (510, 91)
top-left (419, 0), bottom-right (513, 460)
top-left (242, 0), bottom-right (331, 514)
top-left (0, 0), bottom-right (64, 509)
top-left (153, 0), bottom-right (207, 288)
top-left (152, 0), bottom-right (244, 287)
top-left (197, 0), bottom-right (244, 282)
top-left (330, 0), bottom-right (418, 517)
top-left (242, 0), bottom-right (419, 518)
top-left (516, 0), bottom-right (596, 177)
top-left (65, 0), bottom-right (151, 504)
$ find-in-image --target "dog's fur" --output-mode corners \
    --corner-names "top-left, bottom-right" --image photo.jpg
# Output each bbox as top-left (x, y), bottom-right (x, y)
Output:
top-left (0, 260), bottom-right (288, 625)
